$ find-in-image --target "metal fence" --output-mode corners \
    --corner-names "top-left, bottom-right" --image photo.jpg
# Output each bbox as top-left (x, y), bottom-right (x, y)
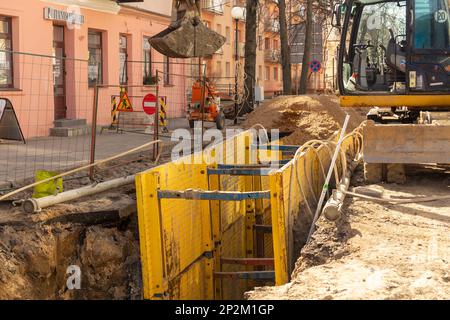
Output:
top-left (0, 51), bottom-right (207, 192)
top-left (0, 50), bottom-right (93, 190)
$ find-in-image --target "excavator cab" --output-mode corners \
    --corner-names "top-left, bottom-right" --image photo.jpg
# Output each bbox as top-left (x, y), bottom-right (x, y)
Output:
top-left (334, 0), bottom-right (450, 182)
top-left (336, 0), bottom-right (450, 111)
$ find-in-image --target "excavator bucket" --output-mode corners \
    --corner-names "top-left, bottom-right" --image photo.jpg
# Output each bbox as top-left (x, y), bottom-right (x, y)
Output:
top-left (149, 0), bottom-right (226, 58)
top-left (363, 120), bottom-right (450, 164)
top-left (150, 20), bottom-right (226, 58)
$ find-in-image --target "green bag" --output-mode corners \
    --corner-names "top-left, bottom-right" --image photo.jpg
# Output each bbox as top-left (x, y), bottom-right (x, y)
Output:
top-left (32, 170), bottom-right (63, 198)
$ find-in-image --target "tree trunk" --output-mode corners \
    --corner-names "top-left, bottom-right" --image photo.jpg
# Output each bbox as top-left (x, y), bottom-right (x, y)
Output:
top-left (242, 0), bottom-right (258, 114)
top-left (299, 0), bottom-right (313, 94)
top-left (278, 0), bottom-right (292, 95)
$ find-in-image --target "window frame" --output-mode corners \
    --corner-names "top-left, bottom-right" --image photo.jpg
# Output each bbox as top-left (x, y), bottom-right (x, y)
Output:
top-left (119, 34), bottom-right (128, 85)
top-left (0, 16), bottom-right (13, 89)
top-left (143, 36), bottom-right (155, 85)
top-left (412, 0), bottom-right (450, 52)
top-left (88, 29), bottom-right (103, 87)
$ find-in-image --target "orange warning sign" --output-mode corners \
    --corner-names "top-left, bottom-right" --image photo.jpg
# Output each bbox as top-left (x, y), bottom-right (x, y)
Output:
top-left (117, 91), bottom-right (133, 112)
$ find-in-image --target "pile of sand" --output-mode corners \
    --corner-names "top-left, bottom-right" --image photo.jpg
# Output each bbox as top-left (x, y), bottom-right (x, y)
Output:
top-left (243, 94), bottom-right (366, 145)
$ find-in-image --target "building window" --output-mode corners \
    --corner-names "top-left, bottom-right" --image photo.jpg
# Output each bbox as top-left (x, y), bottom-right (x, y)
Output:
top-left (216, 23), bottom-right (222, 35)
top-left (273, 67), bottom-right (278, 80)
top-left (119, 35), bottom-right (128, 85)
top-left (264, 37), bottom-right (270, 50)
top-left (273, 39), bottom-right (279, 50)
top-left (265, 66), bottom-right (270, 81)
top-left (225, 26), bottom-right (231, 44)
top-left (143, 36), bottom-right (155, 85)
top-left (258, 35), bottom-right (263, 51)
top-left (164, 56), bottom-right (171, 85)
top-left (88, 30), bottom-right (103, 86)
top-left (0, 16), bottom-right (13, 88)
top-left (258, 65), bottom-right (262, 81)
top-left (216, 61), bottom-right (222, 77)
top-left (225, 62), bottom-right (230, 77)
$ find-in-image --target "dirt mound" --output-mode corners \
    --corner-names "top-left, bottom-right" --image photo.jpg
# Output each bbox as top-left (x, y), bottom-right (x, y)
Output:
top-left (243, 95), bottom-right (366, 145)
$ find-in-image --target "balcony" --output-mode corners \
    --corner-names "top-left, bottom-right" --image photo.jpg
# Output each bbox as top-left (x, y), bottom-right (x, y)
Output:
top-left (264, 19), bottom-right (280, 33)
top-left (265, 49), bottom-right (281, 63)
top-left (201, 0), bottom-right (224, 15)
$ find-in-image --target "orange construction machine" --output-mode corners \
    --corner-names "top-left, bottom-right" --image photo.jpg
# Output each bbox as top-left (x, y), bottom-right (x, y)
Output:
top-left (188, 80), bottom-right (225, 130)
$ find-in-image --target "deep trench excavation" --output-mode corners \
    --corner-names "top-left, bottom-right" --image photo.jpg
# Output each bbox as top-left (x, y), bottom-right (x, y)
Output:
top-left (0, 95), bottom-right (366, 300)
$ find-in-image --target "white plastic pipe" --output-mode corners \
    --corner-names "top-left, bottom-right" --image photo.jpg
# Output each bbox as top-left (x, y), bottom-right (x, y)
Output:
top-left (306, 114), bottom-right (350, 243)
top-left (22, 175), bottom-right (136, 214)
top-left (322, 159), bottom-right (359, 221)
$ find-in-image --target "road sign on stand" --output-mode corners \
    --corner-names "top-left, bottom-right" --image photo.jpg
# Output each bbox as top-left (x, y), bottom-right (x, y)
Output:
top-left (117, 89), bottom-right (133, 112)
top-left (142, 93), bottom-right (157, 115)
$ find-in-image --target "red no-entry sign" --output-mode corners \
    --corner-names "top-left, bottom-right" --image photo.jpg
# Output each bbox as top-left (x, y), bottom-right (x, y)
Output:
top-left (142, 93), bottom-right (157, 115)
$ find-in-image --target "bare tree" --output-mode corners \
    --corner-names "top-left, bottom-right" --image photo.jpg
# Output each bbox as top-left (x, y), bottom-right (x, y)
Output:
top-left (243, 0), bottom-right (259, 114)
top-left (299, 0), bottom-right (313, 94)
top-left (278, 0), bottom-right (292, 94)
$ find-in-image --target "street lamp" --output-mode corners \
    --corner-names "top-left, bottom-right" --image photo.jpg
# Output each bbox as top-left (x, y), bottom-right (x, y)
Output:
top-left (231, 6), bottom-right (245, 124)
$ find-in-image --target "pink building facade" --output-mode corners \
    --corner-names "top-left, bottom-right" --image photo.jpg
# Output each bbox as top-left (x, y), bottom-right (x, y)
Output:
top-left (0, 0), bottom-right (188, 138)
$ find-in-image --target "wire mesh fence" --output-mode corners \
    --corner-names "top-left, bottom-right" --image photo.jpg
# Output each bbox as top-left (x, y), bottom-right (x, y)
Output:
top-left (0, 49), bottom-right (243, 192)
top-left (0, 51), bottom-right (212, 191)
top-left (0, 50), bottom-right (92, 190)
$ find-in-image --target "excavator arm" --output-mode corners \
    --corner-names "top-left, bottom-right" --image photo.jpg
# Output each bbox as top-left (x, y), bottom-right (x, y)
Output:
top-left (150, 0), bottom-right (226, 58)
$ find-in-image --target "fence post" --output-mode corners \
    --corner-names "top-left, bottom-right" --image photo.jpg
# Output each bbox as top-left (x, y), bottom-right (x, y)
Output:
top-left (244, 134), bottom-right (255, 258)
top-left (89, 81), bottom-right (99, 180)
top-left (154, 70), bottom-right (160, 160)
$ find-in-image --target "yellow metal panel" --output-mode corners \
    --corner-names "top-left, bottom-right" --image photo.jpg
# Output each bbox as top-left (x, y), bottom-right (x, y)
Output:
top-left (136, 129), bottom-right (285, 300)
top-left (269, 172), bottom-right (289, 285)
top-left (340, 94), bottom-right (450, 108)
top-left (135, 172), bottom-right (166, 299)
top-left (168, 257), bottom-right (212, 300)
top-left (208, 168), bottom-right (223, 299)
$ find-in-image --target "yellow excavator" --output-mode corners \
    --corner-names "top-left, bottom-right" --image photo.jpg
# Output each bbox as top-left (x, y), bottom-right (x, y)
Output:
top-left (334, 0), bottom-right (450, 182)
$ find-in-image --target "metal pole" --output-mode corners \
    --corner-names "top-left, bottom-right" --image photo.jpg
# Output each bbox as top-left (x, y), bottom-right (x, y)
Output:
top-left (234, 18), bottom-right (239, 125)
top-left (199, 59), bottom-right (206, 148)
top-left (89, 81), bottom-right (99, 180)
top-left (154, 70), bottom-right (160, 160)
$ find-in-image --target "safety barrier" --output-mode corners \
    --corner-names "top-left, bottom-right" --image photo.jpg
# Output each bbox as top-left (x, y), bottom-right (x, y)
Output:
top-left (136, 129), bottom-right (280, 299)
top-left (135, 125), bottom-right (362, 299)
